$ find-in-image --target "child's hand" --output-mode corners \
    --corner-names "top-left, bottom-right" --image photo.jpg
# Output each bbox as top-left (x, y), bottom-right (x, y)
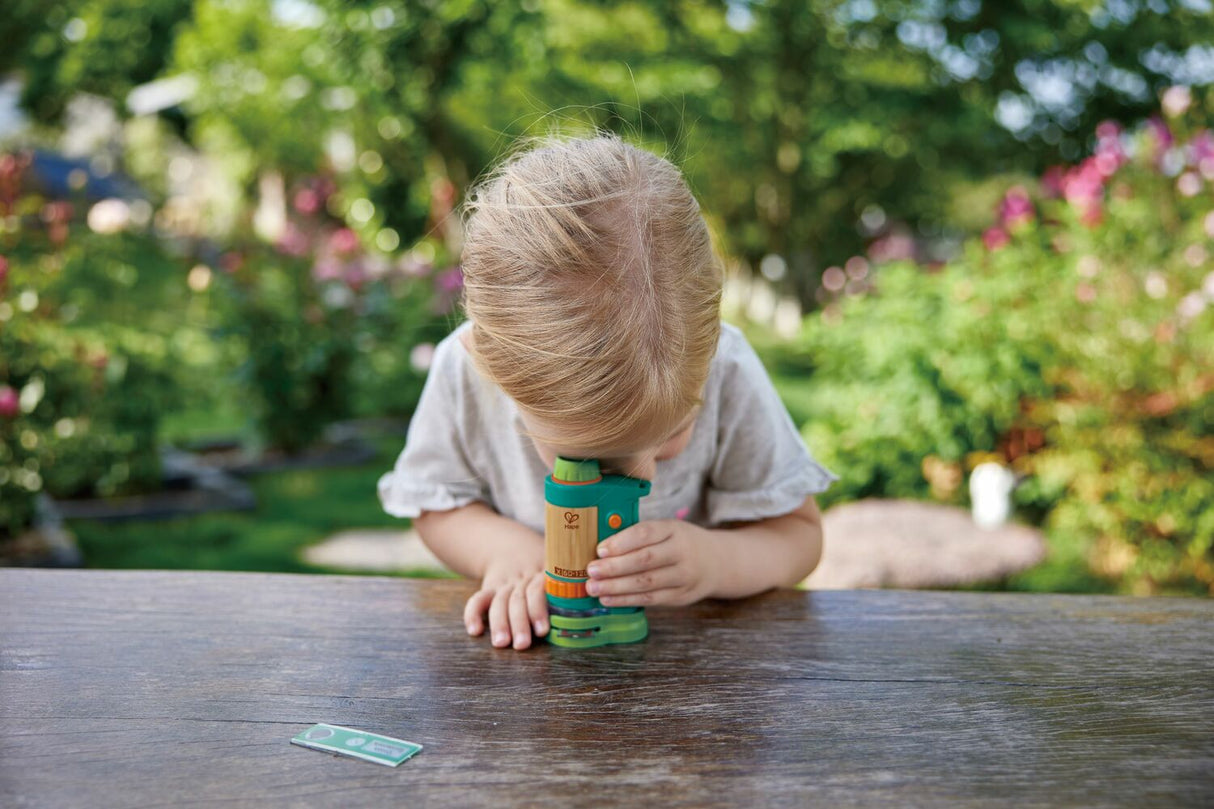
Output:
top-left (585, 520), bottom-right (719, 607)
top-left (464, 564), bottom-right (549, 651)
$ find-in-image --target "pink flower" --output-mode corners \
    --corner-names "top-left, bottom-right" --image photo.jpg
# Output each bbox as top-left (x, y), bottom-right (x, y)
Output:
top-left (1144, 117), bottom-right (1174, 166)
top-left (1041, 165), bottom-right (1067, 198)
top-left (998, 186), bottom-right (1035, 230)
top-left (0, 152), bottom-right (29, 215)
top-left (867, 229), bottom-right (916, 264)
top-left (1057, 158), bottom-right (1106, 225)
top-left (1093, 121), bottom-right (1128, 176)
top-left (1095, 121), bottom-right (1122, 141)
top-left (822, 266), bottom-right (846, 292)
top-left (41, 201), bottom-right (73, 246)
top-left (432, 266), bottom-right (465, 314)
top-left (312, 258), bottom-right (343, 282)
top-left (1188, 130), bottom-right (1214, 179)
top-left (436, 266), bottom-right (464, 293)
top-left (0, 385), bottom-right (17, 418)
top-left (1190, 130), bottom-right (1214, 160)
top-left (1094, 151), bottom-right (1121, 177)
top-left (1067, 159), bottom-right (1104, 199)
top-left (343, 261), bottom-right (368, 290)
top-left (40, 200), bottom-right (72, 225)
top-left (982, 227), bottom-right (1010, 252)
top-left (293, 177), bottom-right (334, 215)
top-left (293, 188), bottom-right (321, 216)
top-left (274, 223), bottom-right (311, 258)
top-left (329, 228), bottom-right (360, 255)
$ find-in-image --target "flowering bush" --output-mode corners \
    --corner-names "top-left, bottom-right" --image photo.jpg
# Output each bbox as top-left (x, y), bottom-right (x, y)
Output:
top-left (793, 103), bottom-right (1213, 595)
top-left (211, 176), bottom-right (459, 453)
top-left (0, 154), bottom-right (181, 537)
top-left (214, 240), bottom-right (361, 455)
top-left (352, 257), bottom-right (463, 421)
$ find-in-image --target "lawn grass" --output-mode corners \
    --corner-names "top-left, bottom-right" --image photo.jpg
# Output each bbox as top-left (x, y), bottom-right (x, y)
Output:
top-left (70, 436), bottom-right (454, 578)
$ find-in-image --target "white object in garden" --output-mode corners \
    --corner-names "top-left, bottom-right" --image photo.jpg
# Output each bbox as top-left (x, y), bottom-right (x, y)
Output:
top-left (970, 463), bottom-right (1016, 530)
top-left (253, 171), bottom-right (286, 242)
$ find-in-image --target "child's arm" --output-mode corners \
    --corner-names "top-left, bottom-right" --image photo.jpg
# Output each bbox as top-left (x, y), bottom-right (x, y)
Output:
top-left (412, 503), bottom-right (549, 650)
top-left (585, 496), bottom-right (823, 606)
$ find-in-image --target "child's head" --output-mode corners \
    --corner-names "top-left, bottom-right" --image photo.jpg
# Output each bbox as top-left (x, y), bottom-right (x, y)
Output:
top-left (459, 131), bottom-right (723, 478)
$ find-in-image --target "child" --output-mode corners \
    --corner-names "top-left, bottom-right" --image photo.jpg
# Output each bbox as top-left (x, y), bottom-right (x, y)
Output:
top-left (378, 132), bottom-right (836, 650)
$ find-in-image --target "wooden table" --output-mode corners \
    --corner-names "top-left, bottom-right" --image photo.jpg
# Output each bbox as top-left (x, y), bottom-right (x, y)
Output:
top-left (2, 570), bottom-right (1211, 808)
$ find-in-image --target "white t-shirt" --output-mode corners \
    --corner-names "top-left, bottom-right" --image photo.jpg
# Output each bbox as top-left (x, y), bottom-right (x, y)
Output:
top-left (378, 321), bottom-right (836, 533)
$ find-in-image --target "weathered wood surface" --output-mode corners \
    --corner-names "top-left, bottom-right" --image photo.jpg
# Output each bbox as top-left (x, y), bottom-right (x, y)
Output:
top-left (1, 570), bottom-right (1211, 808)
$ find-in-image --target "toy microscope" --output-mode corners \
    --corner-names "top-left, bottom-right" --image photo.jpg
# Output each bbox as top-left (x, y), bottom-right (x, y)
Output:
top-left (544, 457), bottom-right (651, 648)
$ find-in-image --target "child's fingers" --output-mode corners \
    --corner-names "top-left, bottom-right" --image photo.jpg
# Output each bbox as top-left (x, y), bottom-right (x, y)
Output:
top-left (597, 521), bottom-right (673, 559)
top-left (526, 574), bottom-right (549, 637)
top-left (600, 587), bottom-right (691, 608)
top-left (508, 584), bottom-right (533, 649)
top-left (487, 587), bottom-right (512, 648)
top-left (588, 542), bottom-right (674, 581)
top-left (588, 564), bottom-right (681, 599)
top-left (463, 589), bottom-right (494, 636)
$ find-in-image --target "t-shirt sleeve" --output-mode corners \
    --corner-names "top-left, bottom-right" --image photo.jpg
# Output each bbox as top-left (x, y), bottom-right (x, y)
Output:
top-left (705, 331), bottom-right (837, 526)
top-left (377, 333), bottom-right (490, 518)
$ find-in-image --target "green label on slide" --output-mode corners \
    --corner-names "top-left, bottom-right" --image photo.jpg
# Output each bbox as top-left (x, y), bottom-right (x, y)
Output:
top-left (291, 723), bottom-right (422, 767)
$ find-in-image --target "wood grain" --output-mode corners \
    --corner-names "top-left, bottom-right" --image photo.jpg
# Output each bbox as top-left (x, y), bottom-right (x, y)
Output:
top-left (545, 504), bottom-right (598, 579)
top-left (1, 570), bottom-right (1211, 808)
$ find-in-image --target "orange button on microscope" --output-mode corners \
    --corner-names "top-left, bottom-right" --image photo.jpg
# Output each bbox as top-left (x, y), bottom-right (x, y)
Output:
top-left (607, 513), bottom-right (623, 529)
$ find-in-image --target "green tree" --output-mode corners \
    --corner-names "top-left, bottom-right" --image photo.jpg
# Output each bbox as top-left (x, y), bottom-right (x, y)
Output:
top-left (0, 0), bottom-right (193, 123)
top-left (10, 0), bottom-right (1211, 300)
top-left (172, 0), bottom-right (541, 242)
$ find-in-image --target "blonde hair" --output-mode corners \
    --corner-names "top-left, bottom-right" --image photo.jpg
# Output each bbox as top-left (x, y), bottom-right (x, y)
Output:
top-left (459, 131), bottom-right (723, 455)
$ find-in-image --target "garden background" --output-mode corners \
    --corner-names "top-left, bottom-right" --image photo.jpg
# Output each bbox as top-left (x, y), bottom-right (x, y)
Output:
top-left (1, 0), bottom-right (1211, 596)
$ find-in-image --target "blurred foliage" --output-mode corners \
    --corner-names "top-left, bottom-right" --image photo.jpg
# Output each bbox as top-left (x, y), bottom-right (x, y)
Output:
top-left (0, 0), bottom-right (193, 125)
top-left (6, 0), bottom-right (1212, 296)
top-left (0, 159), bottom-right (185, 536)
top-left (352, 261), bottom-right (463, 423)
top-left (215, 249), bottom-right (358, 455)
top-left (169, 0), bottom-right (534, 245)
top-left (210, 175), bottom-right (457, 453)
top-left (788, 112), bottom-right (1213, 595)
top-left (0, 155), bottom-right (455, 536)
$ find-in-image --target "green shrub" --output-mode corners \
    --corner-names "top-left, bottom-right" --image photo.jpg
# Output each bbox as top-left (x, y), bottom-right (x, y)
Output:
top-left (351, 263), bottom-right (463, 420)
top-left (211, 177), bottom-right (461, 452)
top-left (0, 156), bottom-right (184, 535)
top-left (3, 322), bottom-right (176, 502)
top-left (214, 245), bottom-right (359, 454)
top-left (788, 114), bottom-right (1213, 595)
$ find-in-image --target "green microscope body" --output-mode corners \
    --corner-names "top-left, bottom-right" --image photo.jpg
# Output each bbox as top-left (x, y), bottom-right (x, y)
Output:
top-left (544, 457), bottom-right (651, 648)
